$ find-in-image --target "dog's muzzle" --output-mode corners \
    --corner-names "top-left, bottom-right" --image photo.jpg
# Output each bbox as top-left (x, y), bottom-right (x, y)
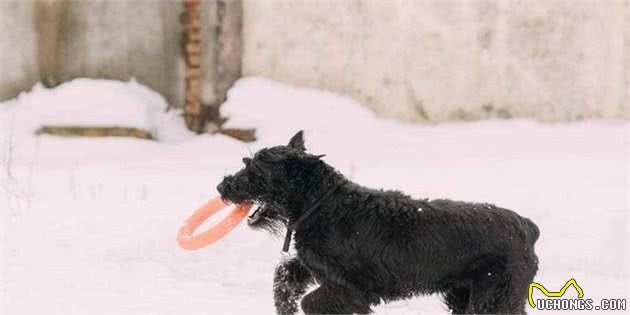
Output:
top-left (216, 177), bottom-right (232, 196)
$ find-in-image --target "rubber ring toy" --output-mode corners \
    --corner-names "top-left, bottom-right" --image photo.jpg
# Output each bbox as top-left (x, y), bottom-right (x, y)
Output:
top-left (177, 197), bottom-right (252, 250)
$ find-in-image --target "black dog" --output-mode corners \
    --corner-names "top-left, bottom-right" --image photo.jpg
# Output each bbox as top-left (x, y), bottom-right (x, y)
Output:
top-left (217, 131), bottom-right (539, 314)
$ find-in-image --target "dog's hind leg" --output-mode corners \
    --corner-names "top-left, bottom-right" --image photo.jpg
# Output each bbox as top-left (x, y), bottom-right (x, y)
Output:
top-left (466, 251), bottom-right (538, 314)
top-left (301, 283), bottom-right (372, 315)
top-left (273, 258), bottom-right (314, 315)
top-left (491, 251), bottom-right (538, 314)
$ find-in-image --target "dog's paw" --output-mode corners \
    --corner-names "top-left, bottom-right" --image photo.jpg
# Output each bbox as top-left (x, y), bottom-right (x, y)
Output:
top-left (273, 258), bottom-right (313, 314)
top-left (273, 272), bottom-right (302, 315)
top-left (274, 297), bottom-right (299, 315)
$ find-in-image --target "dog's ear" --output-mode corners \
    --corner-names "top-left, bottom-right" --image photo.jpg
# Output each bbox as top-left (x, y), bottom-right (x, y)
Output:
top-left (301, 154), bottom-right (326, 164)
top-left (242, 157), bottom-right (251, 166)
top-left (287, 130), bottom-right (306, 151)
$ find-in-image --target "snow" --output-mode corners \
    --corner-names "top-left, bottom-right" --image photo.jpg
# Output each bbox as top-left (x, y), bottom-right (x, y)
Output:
top-left (0, 78), bottom-right (193, 142)
top-left (1, 77), bottom-right (629, 314)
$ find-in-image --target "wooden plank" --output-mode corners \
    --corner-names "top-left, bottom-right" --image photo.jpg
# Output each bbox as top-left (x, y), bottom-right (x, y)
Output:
top-left (36, 126), bottom-right (153, 140)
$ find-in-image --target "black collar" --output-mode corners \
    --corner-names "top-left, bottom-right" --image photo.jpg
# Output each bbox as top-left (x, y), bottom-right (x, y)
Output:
top-left (282, 174), bottom-right (340, 252)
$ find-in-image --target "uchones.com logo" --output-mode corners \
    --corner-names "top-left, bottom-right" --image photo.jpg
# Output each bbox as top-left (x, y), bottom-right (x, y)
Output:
top-left (528, 278), bottom-right (627, 311)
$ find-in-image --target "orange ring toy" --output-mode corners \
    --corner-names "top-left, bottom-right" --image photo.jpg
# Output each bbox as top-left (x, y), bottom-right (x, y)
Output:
top-left (177, 197), bottom-right (252, 250)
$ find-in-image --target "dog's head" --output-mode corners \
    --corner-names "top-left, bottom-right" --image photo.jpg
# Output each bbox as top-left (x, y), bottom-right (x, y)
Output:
top-left (217, 130), bottom-right (325, 230)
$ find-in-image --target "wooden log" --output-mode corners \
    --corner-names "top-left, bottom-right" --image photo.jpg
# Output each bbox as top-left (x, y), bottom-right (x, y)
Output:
top-left (186, 81), bottom-right (201, 95)
top-left (183, 0), bottom-right (200, 7)
top-left (184, 19), bottom-right (201, 31)
top-left (185, 32), bottom-right (202, 42)
top-left (185, 67), bottom-right (201, 78)
top-left (186, 54), bottom-right (201, 67)
top-left (220, 128), bottom-right (256, 143)
top-left (36, 126), bottom-right (153, 140)
top-left (185, 99), bottom-right (201, 109)
top-left (184, 100), bottom-right (200, 112)
top-left (185, 43), bottom-right (201, 54)
top-left (182, 0), bottom-right (202, 132)
top-left (186, 77), bottom-right (200, 88)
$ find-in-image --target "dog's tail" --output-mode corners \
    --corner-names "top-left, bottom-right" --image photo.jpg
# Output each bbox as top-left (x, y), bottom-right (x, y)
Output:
top-left (522, 217), bottom-right (540, 245)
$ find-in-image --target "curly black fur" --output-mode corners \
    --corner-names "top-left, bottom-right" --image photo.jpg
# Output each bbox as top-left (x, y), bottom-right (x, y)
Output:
top-left (217, 131), bottom-right (540, 314)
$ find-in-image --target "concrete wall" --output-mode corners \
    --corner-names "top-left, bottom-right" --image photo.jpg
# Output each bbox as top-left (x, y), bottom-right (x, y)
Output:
top-left (3, 1), bottom-right (628, 122)
top-left (243, 0), bottom-right (629, 122)
top-left (0, 0), bottom-right (221, 107)
top-left (0, 1), bottom-right (39, 102)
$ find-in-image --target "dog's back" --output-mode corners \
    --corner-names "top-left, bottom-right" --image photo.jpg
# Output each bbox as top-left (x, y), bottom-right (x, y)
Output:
top-left (427, 198), bottom-right (540, 247)
top-left (316, 187), bottom-right (540, 311)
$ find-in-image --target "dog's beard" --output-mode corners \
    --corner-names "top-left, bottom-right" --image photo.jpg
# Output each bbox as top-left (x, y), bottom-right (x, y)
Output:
top-left (247, 203), bottom-right (287, 237)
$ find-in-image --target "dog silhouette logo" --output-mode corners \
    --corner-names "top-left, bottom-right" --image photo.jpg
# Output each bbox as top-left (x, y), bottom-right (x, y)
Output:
top-left (528, 278), bottom-right (584, 308)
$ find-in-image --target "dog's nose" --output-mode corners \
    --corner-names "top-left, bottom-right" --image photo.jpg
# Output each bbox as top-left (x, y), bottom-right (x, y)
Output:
top-left (217, 176), bottom-right (233, 195)
top-left (216, 181), bottom-right (226, 195)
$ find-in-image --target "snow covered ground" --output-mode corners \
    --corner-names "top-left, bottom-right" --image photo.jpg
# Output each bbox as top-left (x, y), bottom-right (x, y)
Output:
top-left (1, 78), bottom-right (628, 314)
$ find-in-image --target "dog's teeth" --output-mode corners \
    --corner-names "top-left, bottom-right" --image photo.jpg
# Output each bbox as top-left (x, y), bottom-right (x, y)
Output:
top-left (249, 207), bottom-right (261, 218)
top-left (247, 206), bottom-right (263, 225)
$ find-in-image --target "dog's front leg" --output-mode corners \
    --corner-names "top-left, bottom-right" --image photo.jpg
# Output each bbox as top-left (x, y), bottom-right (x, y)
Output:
top-left (273, 257), bottom-right (313, 315)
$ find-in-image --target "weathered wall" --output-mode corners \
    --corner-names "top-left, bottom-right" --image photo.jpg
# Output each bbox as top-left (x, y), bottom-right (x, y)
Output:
top-left (0, 1), bottom-right (39, 101)
top-left (243, 0), bottom-right (629, 121)
top-left (3, 1), bottom-right (629, 122)
top-left (0, 0), bottom-right (221, 107)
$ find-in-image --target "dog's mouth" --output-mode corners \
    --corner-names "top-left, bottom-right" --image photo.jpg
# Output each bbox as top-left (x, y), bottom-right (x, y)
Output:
top-left (242, 203), bottom-right (286, 236)
top-left (247, 205), bottom-right (265, 225)
top-left (247, 205), bottom-right (272, 226)
top-left (221, 197), bottom-right (262, 225)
